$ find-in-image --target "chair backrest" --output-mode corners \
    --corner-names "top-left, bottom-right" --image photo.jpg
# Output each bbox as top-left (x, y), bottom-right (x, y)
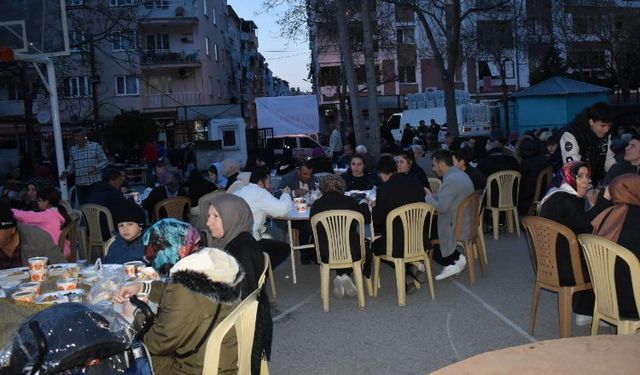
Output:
top-left (68, 185), bottom-right (79, 209)
top-left (258, 252), bottom-right (270, 289)
top-left (80, 204), bottom-right (114, 244)
top-left (521, 216), bottom-right (587, 287)
top-left (454, 191), bottom-right (480, 242)
top-left (103, 235), bottom-right (116, 257)
top-left (57, 220), bottom-right (77, 259)
top-left (577, 234), bottom-right (640, 324)
top-left (202, 289), bottom-right (260, 375)
top-left (385, 202), bottom-right (435, 259)
top-left (310, 209), bottom-right (365, 266)
top-left (532, 166), bottom-right (553, 204)
top-left (487, 170), bottom-right (521, 208)
top-left (428, 177), bottom-right (442, 194)
top-left (154, 196), bottom-right (191, 222)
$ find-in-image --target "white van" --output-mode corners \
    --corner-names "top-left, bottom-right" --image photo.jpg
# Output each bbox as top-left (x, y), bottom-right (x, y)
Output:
top-left (267, 134), bottom-right (329, 159)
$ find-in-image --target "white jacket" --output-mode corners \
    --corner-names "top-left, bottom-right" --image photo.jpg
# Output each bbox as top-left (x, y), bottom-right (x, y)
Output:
top-left (233, 183), bottom-right (292, 240)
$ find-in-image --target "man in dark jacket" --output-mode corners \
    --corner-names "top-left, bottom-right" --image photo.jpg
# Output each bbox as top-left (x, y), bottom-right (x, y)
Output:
top-left (602, 133), bottom-right (640, 185)
top-left (87, 168), bottom-right (128, 241)
top-left (142, 170), bottom-right (188, 219)
top-left (452, 147), bottom-right (486, 191)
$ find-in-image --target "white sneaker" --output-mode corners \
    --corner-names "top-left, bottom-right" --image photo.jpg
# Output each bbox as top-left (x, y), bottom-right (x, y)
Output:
top-left (575, 314), bottom-right (592, 326)
top-left (435, 262), bottom-right (464, 281)
top-left (333, 275), bottom-right (345, 298)
top-left (342, 275), bottom-right (358, 298)
top-left (455, 255), bottom-right (467, 271)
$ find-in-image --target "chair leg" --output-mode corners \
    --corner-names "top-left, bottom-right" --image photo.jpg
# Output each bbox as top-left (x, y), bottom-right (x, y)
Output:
top-left (372, 256), bottom-right (381, 297)
top-left (478, 223), bottom-right (488, 265)
top-left (320, 265), bottom-right (330, 312)
top-left (591, 311), bottom-right (601, 335)
top-left (352, 264), bottom-right (365, 311)
top-left (558, 287), bottom-right (574, 338)
top-left (530, 283), bottom-right (542, 335)
top-left (474, 240), bottom-right (488, 277)
top-left (365, 276), bottom-right (373, 297)
top-left (423, 254), bottom-right (435, 300)
top-left (506, 209), bottom-right (514, 233)
top-left (464, 242), bottom-right (476, 285)
top-left (394, 259), bottom-right (406, 307)
top-left (512, 209), bottom-right (521, 238)
top-left (491, 208), bottom-right (499, 240)
top-left (268, 262), bottom-right (277, 298)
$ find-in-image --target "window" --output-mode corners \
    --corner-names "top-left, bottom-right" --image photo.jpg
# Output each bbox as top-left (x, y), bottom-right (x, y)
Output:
top-left (115, 75), bottom-right (139, 96)
top-left (214, 43), bottom-right (219, 61)
top-left (112, 31), bottom-right (135, 51)
top-left (6, 83), bottom-right (24, 101)
top-left (205, 37), bottom-right (210, 56)
top-left (143, 0), bottom-right (168, 9)
top-left (66, 0), bottom-right (85, 6)
top-left (146, 34), bottom-right (169, 50)
top-left (398, 65), bottom-right (416, 83)
top-left (396, 27), bottom-right (415, 44)
top-left (568, 49), bottom-right (606, 75)
top-left (109, 0), bottom-right (133, 6)
top-left (63, 77), bottom-right (92, 98)
top-left (203, 0), bottom-right (208, 16)
top-left (283, 137), bottom-right (297, 149)
top-left (221, 127), bottom-right (237, 148)
top-left (300, 137), bottom-right (318, 149)
top-left (69, 31), bottom-right (88, 52)
top-left (572, 15), bottom-right (602, 35)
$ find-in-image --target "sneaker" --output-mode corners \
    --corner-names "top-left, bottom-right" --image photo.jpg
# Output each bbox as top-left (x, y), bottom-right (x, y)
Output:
top-left (575, 314), bottom-right (592, 326)
top-left (342, 275), bottom-right (358, 298)
top-left (407, 264), bottom-right (427, 284)
top-left (333, 275), bottom-right (345, 298)
top-left (435, 260), bottom-right (465, 281)
top-left (455, 254), bottom-right (467, 272)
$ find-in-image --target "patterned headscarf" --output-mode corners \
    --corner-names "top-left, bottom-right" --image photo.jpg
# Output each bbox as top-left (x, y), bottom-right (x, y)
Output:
top-left (559, 161), bottom-right (588, 191)
top-left (143, 218), bottom-right (201, 271)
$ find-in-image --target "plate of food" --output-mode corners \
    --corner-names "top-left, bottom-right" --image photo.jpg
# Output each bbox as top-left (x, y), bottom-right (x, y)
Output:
top-left (35, 289), bottom-right (85, 305)
top-left (48, 263), bottom-right (80, 278)
top-left (0, 267), bottom-right (29, 279)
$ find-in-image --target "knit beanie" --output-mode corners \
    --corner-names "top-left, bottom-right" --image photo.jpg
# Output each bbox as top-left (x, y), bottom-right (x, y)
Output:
top-left (113, 199), bottom-right (146, 226)
top-left (0, 200), bottom-right (16, 229)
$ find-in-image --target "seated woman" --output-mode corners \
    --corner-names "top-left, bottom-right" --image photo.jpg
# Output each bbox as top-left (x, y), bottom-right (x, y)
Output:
top-left (310, 174), bottom-right (372, 298)
top-left (12, 186), bottom-right (71, 258)
top-left (592, 173), bottom-right (640, 319)
top-left (539, 161), bottom-right (609, 324)
top-left (115, 219), bottom-right (244, 375)
top-left (103, 199), bottom-right (146, 264)
top-left (396, 150), bottom-right (428, 188)
top-left (18, 180), bottom-right (43, 212)
top-left (206, 193), bottom-right (272, 373)
top-left (341, 154), bottom-right (378, 191)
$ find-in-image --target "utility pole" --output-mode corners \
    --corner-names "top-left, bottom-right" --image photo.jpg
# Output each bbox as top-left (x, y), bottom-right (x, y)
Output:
top-left (89, 34), bottom-right (100, 135)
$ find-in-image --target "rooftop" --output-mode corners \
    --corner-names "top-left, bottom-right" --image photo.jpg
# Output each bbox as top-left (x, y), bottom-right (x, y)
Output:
top-left (513, 76), bottom-right (610, 98)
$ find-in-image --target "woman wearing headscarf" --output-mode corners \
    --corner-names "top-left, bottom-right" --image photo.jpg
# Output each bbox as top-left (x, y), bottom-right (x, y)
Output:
top-left (205, 193), bottom-right (272, 375)
top-left (539, 161), bottom-right (610, 324)
top-left (221, 158), bottom-right (241, 190)
top-left (591, 174), bottom-right (640, 319)
top-left (310, 174), bottom-right (372, 298)
top-left (115, 219), bottom-right (244, 375)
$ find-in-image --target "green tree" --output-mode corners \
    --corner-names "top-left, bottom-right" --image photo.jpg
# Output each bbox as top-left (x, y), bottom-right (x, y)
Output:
top-left (530, 45), bottom-right (568, 85)
top-left (103, 112), bottom-right (158, 149)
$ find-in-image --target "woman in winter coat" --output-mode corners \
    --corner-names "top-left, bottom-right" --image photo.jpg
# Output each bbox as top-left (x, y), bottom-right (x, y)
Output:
top-left (115, 219), bottom-right (244, 375)
top-left (591, 173), bottom-right (640, 319)
top-left (396, 150), bottom-right (428, 188)
top-left (205, 193), bottom-right (272, 375)
top-left (340, 154), bottom-right (378, 191)
top-left (103, 199), bottom-right (146, 264)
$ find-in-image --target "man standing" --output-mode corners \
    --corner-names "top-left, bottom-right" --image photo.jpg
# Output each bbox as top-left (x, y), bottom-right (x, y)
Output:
top-left (329, 123), bottom-right (343, 163)
top-left (426, 150), bottom-right (474, 281)
top-left (60, 128), bottom-right (108, 205)
top-left (233, 166), bottom-right (292, 269)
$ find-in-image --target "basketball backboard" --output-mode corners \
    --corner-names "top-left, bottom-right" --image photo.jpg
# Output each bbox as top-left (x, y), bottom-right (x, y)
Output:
top-left (0, 0), bottom-right (70, 58)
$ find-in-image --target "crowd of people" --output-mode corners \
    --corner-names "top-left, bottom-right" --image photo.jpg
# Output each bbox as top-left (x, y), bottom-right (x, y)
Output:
top-left (1, 101), bottom-right (640, 373)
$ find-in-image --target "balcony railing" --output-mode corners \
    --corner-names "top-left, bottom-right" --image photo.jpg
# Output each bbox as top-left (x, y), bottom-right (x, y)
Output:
top-left (138, 0), bottom-right (197, 20)
top-left (140, 49), bottom-right (200, 65)
top-left (143, 91), bottom-right (201, 108)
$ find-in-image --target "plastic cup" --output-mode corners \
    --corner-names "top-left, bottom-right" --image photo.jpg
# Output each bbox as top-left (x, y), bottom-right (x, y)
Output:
top-left (124, 261), bottom-right (145, 278)
top-left (295, 202), bottom-right (308, 213)
top-left (56, 277), bottom-right (78, 291)
top-left (12, 290), bottom-right (36, 303)
top-left (18, 282), bottom-right (41, 295)
top-left (28, 257), bottom-right (49, 282)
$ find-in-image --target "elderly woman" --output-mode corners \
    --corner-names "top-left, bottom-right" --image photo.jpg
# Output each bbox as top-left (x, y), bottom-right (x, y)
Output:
top-left (206, 193), bottom-right (272, 375)
top-left (592, 174), bottom-right (640, 319)
top-left (539, 161), bottom-right (610, 325)
top-left (396, 150), bottom-right (428, 188)
top-left (115, 219), bottom-right (244, 375)
top-left (341, 154), bottom-right (377, 191)
top-left (310, 174), bottom-right (372, 298)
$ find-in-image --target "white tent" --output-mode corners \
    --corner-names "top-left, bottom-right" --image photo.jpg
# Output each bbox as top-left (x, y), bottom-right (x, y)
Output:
top-left (256, 95), bottom-right (319, 136)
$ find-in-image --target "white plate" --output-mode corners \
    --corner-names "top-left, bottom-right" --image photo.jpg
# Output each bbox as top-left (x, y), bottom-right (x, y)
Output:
top-left (35, 289), bottom-right (85, 305)
top-left (0, 279), bottom-right (22, 290)
top-left (48, 263), bottom-right (79, 276)
top-left (0, 267), bottom-right (28, 279)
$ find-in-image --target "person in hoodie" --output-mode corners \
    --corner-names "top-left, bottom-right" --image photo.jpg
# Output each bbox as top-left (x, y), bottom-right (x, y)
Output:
top-left (518, 137), bottom-right (551, 215)
top-left (103, 199), bottom-right (146, 264)
top-left (87, 167), bottom-right (128, 241)
top-left (115, 219), bottom-right (244, 375)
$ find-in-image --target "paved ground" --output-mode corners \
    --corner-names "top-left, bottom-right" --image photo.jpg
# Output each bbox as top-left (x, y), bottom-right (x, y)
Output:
top-left (264, 231), bottom-right (597, 374)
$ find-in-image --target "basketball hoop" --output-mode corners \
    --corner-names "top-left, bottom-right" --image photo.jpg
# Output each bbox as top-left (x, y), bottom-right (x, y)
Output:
top-left (0, 47), bottom-right (14, 62)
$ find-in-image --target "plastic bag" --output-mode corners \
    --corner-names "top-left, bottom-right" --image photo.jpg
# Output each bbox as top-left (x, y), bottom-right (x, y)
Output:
top-left (88, 259), bottom-right (127, 305)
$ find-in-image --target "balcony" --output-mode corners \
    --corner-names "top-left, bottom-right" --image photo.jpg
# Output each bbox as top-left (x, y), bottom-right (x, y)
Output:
top-left (138, 0), bottom-right (198, 25)
top-left (140, 49), bottom-right (200, 67)
top-left (142, 91), bottom-right (201, 109)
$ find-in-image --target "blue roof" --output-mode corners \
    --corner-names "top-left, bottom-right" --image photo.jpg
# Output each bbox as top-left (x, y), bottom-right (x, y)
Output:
top-left (513, 76), bottom-right (610, 97)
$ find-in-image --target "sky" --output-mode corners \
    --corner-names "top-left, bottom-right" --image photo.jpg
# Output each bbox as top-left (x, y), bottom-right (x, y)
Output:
top-left (226, 0), bottom-right (312, 92)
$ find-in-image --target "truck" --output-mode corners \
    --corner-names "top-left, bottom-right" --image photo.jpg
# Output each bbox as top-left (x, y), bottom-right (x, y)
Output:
top-left (383, 91), bottom-right (492, 141)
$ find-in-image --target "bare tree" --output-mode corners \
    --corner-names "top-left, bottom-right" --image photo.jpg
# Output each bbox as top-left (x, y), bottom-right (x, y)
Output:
top-left (361, 0), bottom-right (381, 156)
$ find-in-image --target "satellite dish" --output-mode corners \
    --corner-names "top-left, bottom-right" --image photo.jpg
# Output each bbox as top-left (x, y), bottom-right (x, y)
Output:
top-left (37, 109), bottom-right (51, 124)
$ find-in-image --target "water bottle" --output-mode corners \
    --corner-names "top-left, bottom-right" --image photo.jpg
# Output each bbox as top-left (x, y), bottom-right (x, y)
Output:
top-left (368, 186), bottom-right (377, 204)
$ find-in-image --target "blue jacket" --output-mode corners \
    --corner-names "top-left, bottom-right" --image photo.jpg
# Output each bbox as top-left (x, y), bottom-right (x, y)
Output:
top-left (104, 233), bottom-right (145, 264)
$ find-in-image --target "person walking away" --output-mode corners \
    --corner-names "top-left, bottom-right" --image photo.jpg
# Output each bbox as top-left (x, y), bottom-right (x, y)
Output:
top-left (59, 128), bottom-right (108, 205)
